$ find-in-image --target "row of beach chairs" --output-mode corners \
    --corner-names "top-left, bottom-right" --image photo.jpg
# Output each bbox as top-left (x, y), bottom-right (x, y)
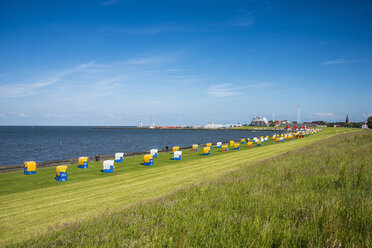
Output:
top-left (23, 130), bottom-right (319, 181)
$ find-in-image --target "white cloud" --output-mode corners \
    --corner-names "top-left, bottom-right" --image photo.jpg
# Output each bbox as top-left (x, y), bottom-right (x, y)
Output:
top-left (98, 12), bottom-right (255, 36)
top-left (125, 55), bottom-right (177, 65)
top-left (105, 113), bottom-right (124, 119)
top-left (106, 113), bottom-right (115, 119)
top-left (0, 53), bottom-right (196, 118)
top-left (100, 26), bottom-right (176, 35)
top-left (229, 15), bottom-right (254, 27)
top-left (321, 58), bottom-right (361, 66)
top-left (0, 79), bottom-right (59, 98)
top-left (0, 56), bottom-right (162, 99)
top-left (101, 0), bottom-right (120, 6)
top-left (12, 112), bottom-right (30, 117)
top-left (310, 112), bottom-right (335, 117)
top-left (0, 61), bottom-right (103, 98)
top-left (207, 82), bottom-right (273, 98)
top-left (207, 84), bottom-right (239, 97)
top-left (44, 113), bottom-right (71, 119)
top-left (0, 54), bottom-right (212, 122)
top-left (297, 41), bottom-right (331, 49)
top-left (362, 113), bottom-right (372, 118)
top-left (246, 82), bottom-right (273, 88)
top-left (309, 41), bottom-right (331, 47)
top-left (0, 113), bottom-right (5, 118)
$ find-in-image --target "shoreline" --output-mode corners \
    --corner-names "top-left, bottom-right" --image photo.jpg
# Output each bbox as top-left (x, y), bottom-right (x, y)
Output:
top-left (91, 126), bottom-right (285, 131)
top-left (0, 130), bottom-right (286, 172)
top-left (7, 130), bottom-right (367, 247)
top-left (0, 139), bottom-right (247, 172)
top-left (1, 128), bottom-right (348, 245)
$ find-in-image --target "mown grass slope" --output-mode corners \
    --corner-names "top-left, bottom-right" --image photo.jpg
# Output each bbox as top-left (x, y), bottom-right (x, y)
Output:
top-left (0, 128), bottom-right (358, 245)
top-left (10, 129), bottom-right (371, 248)
top-left (0, 131), bottom-right (287, 196)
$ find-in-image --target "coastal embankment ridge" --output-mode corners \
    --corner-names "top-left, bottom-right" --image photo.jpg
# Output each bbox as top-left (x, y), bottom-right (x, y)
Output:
top-left (0, 127), bottom-right (367, 247)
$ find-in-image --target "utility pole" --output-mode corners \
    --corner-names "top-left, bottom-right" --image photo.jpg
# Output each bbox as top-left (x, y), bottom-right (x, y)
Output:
top-left (297, 105), bottom-right (301, 124)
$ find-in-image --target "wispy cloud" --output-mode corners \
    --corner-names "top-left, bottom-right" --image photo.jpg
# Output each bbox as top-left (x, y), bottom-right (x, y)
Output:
top-left (98, 13), bottom-right (254, 36)
top-left (208, 84), bottom-right (240, 97)
top-left (207, 82), bottom-right (273, 98)
top-left (0, 61), bottom-right (107, 98)
top-left (106, 113), bottom-right (115, 119)
top-left (105, 113), bottom-right (124, 119)
top-left (125, 55), bottom-right (177, 65)
top-left (265, 1), bottom-right (273, 11)
top-left (0, 113), bottom-right (6, 118)
top-left (99, 26), bottom-right (176, 35)
top-left (0, 55), bottom-right (179, 98)
top-left (310, 112), bottom-right (335, 117)
top-left (12, 112), bottom-right (30, 117)
top-left (228, 12), bottom-right (255, 27)
top-left (99, 24), bottom-right (201, 36)
top-left (44, 113), bottom-right (71, 119)
top-left (321, 58), bottom-right (361, 66)
top-left (101, 0), bottom-right (120, 6)
top-left (246, 82), bottom-right (273, 88)
top-left (297, 41), bottom-right (331, 49)
top-left (0, 79), bottom-right (59, 98)
top-left (362, 113), bottom-right (372, 118)
top-left (308, 41), bottom-right (331, 47)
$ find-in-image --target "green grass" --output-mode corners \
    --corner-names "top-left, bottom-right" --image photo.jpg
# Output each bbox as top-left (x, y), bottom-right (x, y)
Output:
top-left (0, 128), bottom-right (360, 246)
top-left (0, 133), bottom-right (291, 196)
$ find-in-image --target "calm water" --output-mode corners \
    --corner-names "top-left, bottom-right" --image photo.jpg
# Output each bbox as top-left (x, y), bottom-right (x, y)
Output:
top-left (0, 126), bottom-right (283, 167)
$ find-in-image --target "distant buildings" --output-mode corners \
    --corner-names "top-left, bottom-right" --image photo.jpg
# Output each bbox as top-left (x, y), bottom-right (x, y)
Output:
top-left (204, 123), bottom-right (225, 129)
top-left (281, 120), bottom-right (292, 125)
top-left (251, 116), bottom-right (269, 127)
top-left (361, 123), bottom-right (369, 129)
top-left (204, 122), bottom-right (240, 129)
top-left (303, 121), bottom-right (327, 127)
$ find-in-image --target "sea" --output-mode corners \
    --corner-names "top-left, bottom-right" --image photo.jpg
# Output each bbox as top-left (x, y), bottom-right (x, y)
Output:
top-left (0, 126), bottom-right (284, 167)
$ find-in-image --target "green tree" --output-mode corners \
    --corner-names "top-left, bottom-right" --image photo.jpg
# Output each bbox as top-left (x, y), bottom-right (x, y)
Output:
top-left (351, 122), bottom-right (360, 128)
top-left (368, 116), bottom-right (372, 128)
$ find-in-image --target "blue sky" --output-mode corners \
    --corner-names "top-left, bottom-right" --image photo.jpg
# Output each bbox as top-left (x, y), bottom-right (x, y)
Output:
top-left (0, 0), bottom-right (371, 125)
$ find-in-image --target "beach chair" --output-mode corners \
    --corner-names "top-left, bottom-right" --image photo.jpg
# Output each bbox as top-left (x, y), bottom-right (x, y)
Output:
top-left (78, 157), bottom-right (88, 169)
top-left (56, 165), bottom-right (67, 181)
top-left (203, 147), bottom-right (211, 155)
top-left (150, 149), bottom-right (158, 158)
top-left (144, 155), bottom-right (153, 166)
top-left (24, 161), bottom-right (36, 175)
top-left (174, 151), bottom-right (182, 160)
top-left (115, 153), bottom-right (124, 162)
top-left (234, 143), bottom-right (240, 150)
top-left (192, 144), bottom-right (199, 151)
top-left (222, 145), bottom-right (228, 152)
top-left (103, 160), bottom-right (115, 173)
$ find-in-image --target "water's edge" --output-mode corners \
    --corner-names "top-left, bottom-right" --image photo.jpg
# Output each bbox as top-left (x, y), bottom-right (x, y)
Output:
top-left (0, 139), bottom-right (231, 173)
top-left (0, 127), bottom-right (283, 172)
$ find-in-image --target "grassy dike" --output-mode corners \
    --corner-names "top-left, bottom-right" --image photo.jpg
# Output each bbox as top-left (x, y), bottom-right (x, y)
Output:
top-left (0, 128), bottom-right (365, 246)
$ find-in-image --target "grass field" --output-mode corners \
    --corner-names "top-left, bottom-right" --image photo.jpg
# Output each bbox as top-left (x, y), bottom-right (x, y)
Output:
top-left (0, 127), bottom-right (366, 246)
